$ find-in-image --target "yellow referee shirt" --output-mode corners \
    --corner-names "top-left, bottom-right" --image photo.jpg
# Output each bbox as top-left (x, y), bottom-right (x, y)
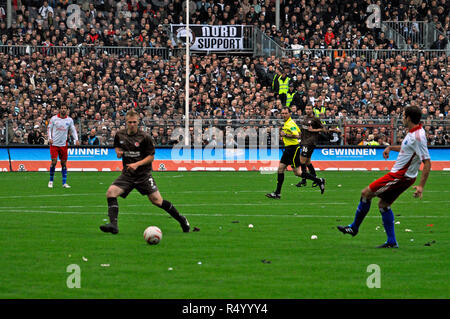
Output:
top-left (282, 117), bottom-right (300, 146)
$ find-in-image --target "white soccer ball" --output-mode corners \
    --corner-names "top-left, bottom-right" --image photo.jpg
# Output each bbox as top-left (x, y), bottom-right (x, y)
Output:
top-left (143, 226), bottom-right (162, 245)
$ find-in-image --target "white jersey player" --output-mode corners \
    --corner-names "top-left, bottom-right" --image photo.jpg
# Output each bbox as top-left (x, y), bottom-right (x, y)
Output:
top-left (389, 124), bottom-right (430, 179)
top-left (337, 106), bottom-right (431, 248)
top-left (47, 105), bottom-right (80, 188)
top-left (48, 113), bottom-right (78, 147)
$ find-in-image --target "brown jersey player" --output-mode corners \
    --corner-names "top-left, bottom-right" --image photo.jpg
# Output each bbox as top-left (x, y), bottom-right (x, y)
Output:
top-left (295, 104), bottom-right (326, 193)
top-left (100, 109), bottom-right (197, 234)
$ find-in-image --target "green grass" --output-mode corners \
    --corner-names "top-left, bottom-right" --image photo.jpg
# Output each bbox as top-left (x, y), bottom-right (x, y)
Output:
top-left (0, 171), bottom-right (448, 299)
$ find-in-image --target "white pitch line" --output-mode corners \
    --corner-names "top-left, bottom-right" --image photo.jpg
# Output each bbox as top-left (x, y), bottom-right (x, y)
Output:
top-left (0, 191), bottom-right (327, 199)
top-left (0, 193), bottom-right (98, 199)
top-left (0, 209), bottom-right (447, 218)
top-left (0, 202), bottom-right (350, 209)
top-left (1, 188), bottom-right (450, 199)
top-left (0, 199), bottom-right (449, 210)
top-left (0, 191), bottom-right (268, 199)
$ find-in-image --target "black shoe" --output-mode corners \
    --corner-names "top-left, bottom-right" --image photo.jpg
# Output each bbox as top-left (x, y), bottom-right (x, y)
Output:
top-left (295, 180), bottom-right (307, 187)
top-left (265, 192), bottom-right (281, 199)
top-left (180, 216), bottom-right (190, 233)
top-left (319, 178), bottom-right (326, 194)
top-left (376, 242), bottom-right (399, 248)
top-left (337, 225), bottom-right (358, 237)
top-left (311, 180), bottom-right (318, 187)
top-left (100, 223), bottom-right (119, 234)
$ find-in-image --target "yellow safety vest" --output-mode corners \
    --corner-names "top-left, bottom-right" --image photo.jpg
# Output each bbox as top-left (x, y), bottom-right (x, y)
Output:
top-left (286, 92), bottom-right (296, 107)
top-left (313, 106), bottom-right (326, 117)
top-left (272, 74), bottom-right (280, 90)
top-left (278, 77), bottom-right (289, 95)
top-left (313, 106), bottom-right (327, 124)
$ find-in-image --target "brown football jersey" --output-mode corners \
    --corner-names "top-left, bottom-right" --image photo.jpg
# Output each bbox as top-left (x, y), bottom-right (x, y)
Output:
top-left (299, 115), bottom-right (323, 145)
top-left (114, 129), bottom-right (156, 176)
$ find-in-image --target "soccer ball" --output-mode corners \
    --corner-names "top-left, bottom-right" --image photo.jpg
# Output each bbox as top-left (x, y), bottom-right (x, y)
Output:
top-left (143, 226), bottom-right (162, 245)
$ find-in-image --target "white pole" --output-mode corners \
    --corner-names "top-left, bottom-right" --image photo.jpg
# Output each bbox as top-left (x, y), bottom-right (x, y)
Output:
top-left (184, 1), bottom-right (190, 146)
top-left (275, 0), bottom-right (280, 30)
top-left (7, 0), bottom-right (12, 29)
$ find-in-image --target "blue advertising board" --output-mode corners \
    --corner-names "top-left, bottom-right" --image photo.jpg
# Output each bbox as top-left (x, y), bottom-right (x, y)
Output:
top-left (1, 147), bottom-right (450, 162)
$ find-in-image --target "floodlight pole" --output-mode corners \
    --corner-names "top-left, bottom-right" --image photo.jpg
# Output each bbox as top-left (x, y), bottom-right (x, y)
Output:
top-left (7, 0), bottom-right (12, 29)
top-left (275, 0), bottom-right (280, 30)
top-left (184, 1), bottom-right (190, 146)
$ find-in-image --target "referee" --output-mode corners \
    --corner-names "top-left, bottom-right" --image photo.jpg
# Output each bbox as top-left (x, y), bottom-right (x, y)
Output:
top-left (266, 107), bottom-right (303, 199)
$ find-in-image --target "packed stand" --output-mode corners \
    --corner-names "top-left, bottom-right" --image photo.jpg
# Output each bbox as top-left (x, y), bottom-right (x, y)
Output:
top-left (1, 1), bottom-right (448, 51)
top-left (1, 48), bottom-right (448, 146)
top-left (0, 0), bottom-right (449, 146)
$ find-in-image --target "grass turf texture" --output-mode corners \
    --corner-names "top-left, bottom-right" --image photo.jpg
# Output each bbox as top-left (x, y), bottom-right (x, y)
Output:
top-left (0, 171), bottom-right (448, 299)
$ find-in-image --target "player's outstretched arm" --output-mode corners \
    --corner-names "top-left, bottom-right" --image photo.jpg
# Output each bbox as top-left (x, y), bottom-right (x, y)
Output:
top-left (383, 145), bottom-right (401, 159)
top-left (327, 126), bottom-right (341, 133)
top-left (413, 159), bottom-right (431, 199)
top-left (307, 126), bottom-right (323, 133)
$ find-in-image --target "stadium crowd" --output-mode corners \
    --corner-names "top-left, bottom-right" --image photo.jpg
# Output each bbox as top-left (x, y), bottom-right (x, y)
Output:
top-left (0, 0), bottom-right (449, 147)
top-left (1, 0), bottom-right (448, 50)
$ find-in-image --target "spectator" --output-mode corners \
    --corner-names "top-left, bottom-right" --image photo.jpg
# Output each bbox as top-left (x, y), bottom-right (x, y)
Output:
top-left (289, 37), bottom-right (303, 58)
top-left (88, 128), bottom-right (100, 145)
top-left (430, 34), bottom-right (448, 50)
top-left (27, 125), bottom-right (45, 144)
top-left (324, 27), bottom-right (335, 46)
top-left (38, 1), bottom-right (54, 21)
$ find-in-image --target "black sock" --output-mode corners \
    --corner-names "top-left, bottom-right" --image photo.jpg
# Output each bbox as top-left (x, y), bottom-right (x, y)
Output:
top-left (301, 164), bottom-right (321, 183)
top-left (275, 172), bottom-right (284, 194)
top-left (159, 199), bottom-right (183, 223)
top-left (107, 197), bottom-right (119, 226)
top-left (307, 164), bottom-right (316, 177)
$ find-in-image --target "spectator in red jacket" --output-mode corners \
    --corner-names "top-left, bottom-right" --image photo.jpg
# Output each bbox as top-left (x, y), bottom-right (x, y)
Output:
top-left (88, 28), bottom-right (100, 43)
top-left (324, 27), bottom-right (335, 46)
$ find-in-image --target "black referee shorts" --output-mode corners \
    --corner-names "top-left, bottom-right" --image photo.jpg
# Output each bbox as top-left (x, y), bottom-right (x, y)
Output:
top-left (280, 145), bottom-right (301, 168)
top-left (112, 173), bottom-right (159, 198)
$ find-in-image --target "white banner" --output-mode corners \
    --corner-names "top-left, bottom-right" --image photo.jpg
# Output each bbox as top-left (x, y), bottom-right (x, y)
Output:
top-left (170, 24), bottom-right (244, 51)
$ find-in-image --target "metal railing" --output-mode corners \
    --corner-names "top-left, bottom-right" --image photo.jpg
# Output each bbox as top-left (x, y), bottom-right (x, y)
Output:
top-left (2, 118), bottom-right (449, 147)
top-left (281, 48), bottom-right (449, 60)
top-left (382, 21), bottom-right (408, 49)
top-left (430, 22), bottom-right (450, 52)
top-left (382, 21), bottom-right (450, 51)
top-left (382, 21), bottom-right (432, 48)
top-left (1, 34), bottom-right (449, 61)
top-left (252, 27), bottom-right (286, 57)
top-left (0, 44), bottom-right (173, 59)
top-left (2, 45), bottom-right (447, 62)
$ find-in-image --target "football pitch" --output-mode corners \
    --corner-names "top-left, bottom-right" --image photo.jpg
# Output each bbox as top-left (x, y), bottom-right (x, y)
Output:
top-left (0, 171), bottom-right (448, 299)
